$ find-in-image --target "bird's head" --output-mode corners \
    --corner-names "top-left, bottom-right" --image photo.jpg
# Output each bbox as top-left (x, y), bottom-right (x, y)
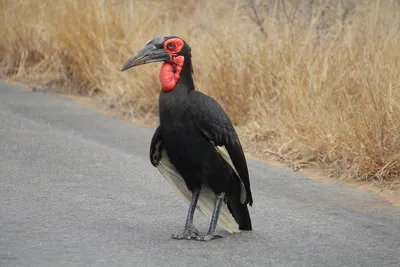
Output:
top-left (122, 36), bottom-right (193, 92)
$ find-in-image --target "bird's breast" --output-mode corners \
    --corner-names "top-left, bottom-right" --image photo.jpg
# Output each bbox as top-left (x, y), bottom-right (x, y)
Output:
top-left (158, 89), bottom-right (215, 167)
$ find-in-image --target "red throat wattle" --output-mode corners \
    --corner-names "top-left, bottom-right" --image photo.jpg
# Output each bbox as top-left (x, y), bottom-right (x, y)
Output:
top-left (159, 55), bottom-right (184, 92)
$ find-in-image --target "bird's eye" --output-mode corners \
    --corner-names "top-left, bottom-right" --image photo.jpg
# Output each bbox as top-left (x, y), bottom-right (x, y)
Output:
top-left (167, 43), bottom-right (176, 50)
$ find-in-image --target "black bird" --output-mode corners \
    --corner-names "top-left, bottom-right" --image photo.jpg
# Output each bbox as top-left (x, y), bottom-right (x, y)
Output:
top-left (122, 36), bottom-right (253, 241)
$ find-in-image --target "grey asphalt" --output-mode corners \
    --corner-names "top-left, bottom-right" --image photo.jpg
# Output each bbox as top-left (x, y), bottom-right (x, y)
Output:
top-left (0, 81), bottom-right (399, 267)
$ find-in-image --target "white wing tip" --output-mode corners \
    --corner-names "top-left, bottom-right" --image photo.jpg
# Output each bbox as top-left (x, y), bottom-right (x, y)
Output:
top-left (157, 149), bottom-right (242, 234)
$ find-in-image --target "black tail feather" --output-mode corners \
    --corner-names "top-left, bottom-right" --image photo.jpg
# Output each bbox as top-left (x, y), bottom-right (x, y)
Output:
top-left (227, 197), bottom-right (252, 230)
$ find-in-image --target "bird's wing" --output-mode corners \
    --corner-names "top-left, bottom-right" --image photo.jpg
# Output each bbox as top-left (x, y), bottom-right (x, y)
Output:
top-left (149, 126), bottom-right (163, 167)
top-left (187, 91), bottom-right (253, 206)
top-left (149, 126), bottom-right (240, 233)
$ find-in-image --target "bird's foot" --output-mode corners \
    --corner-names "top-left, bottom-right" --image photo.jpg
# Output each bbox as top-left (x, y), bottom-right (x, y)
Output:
top-left (195, 232), bottom-right (222, 242)
top-left (172, 226), bottom-right (202, 240)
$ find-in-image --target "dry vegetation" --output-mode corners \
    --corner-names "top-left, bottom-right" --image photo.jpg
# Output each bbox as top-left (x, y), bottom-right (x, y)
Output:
top-left (1, 0), bottom-right (400, 184)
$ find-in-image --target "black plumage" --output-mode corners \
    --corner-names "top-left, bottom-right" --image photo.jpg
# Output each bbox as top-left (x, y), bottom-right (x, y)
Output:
top-left (123, 36), bottom-right (253, 241)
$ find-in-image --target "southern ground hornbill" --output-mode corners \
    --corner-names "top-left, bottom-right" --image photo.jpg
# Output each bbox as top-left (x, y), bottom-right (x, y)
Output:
top-left (122, 36), bottom-right (253, 241)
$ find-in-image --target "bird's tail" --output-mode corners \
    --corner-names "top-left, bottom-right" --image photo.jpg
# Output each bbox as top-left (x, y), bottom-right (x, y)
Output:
top-left (227, 197), bottom-right (252, 230)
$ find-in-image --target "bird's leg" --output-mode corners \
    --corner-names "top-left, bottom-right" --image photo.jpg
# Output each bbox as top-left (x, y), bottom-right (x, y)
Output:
top-left (172, 189), bottom-right (202, 240)
top-left (195, 192), bottom-right (225, 241)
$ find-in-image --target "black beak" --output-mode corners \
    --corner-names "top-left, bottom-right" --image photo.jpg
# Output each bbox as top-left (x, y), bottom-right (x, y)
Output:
top-left (121, 43), bottom-right (171, 72)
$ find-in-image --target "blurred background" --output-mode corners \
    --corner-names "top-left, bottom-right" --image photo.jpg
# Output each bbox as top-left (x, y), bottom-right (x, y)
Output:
top-left (1, 0), bottom-right (399, 184)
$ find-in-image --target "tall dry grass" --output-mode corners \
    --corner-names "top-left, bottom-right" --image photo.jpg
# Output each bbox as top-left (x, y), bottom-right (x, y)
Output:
top-left (1, 0), bottom-right (400, 183)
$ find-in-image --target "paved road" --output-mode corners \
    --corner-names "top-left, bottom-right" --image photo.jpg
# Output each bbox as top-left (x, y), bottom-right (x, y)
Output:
top-left (0, 81), bottom-right (399, 267)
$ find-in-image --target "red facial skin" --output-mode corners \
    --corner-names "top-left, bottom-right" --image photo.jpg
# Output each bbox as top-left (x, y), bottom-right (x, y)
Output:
top-left (159, 38), bottom-right (185, 92)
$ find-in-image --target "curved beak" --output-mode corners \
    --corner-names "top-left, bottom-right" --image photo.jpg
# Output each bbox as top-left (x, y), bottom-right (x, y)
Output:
top-left (121, 43), bottom-right (170, 72)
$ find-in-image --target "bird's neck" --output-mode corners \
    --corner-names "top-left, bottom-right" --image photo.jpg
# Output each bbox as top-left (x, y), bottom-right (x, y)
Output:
top-left (159, 55), bottom-right (194, 92)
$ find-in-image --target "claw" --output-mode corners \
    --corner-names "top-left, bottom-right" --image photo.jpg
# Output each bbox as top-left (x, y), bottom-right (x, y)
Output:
top-left (172, 226), bottom-right (203, 240)
top-left (195, 232), bottom-right (223, 241)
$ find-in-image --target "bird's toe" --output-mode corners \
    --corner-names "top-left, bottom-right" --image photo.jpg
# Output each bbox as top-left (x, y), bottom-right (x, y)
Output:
top-left (172, 226), bottom-right (203, 240)
top-left (195, 233), bottom-right (223, 241)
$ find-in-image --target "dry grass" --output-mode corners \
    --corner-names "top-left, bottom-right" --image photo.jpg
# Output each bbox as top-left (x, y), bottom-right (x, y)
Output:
top-left (1, 0), bottom-right (400, 183)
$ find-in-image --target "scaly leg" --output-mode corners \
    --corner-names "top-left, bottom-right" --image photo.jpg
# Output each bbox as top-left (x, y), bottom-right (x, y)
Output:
top-left (172, 189), bottom-right (202, 240)
top-left (195, 192), bottom-right (225, 241)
